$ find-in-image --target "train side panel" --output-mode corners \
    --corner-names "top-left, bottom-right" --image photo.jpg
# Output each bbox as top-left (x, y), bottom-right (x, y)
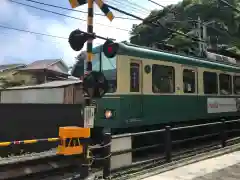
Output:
top-left (94, 96), bottom-right (121, 128)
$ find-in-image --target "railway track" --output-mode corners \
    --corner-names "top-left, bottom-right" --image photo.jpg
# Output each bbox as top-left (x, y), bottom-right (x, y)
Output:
top-left (0, 151), bottom-right (84, 180)
top-left (1, 134), bottom-right (240, 180)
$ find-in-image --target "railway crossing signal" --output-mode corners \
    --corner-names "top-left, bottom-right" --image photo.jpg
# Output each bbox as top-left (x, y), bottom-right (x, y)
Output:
top-left (68, 0), bottom-right (115, 99)
top-left (68, 29), bottom-right (93, 51)
top-left (102, 40), bottom-right (119, 58)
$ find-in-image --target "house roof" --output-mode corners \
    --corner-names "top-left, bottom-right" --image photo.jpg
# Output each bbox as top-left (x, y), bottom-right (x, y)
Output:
top-left (18, 59), bottom-right (69, 75)
top-left (0, 64), bottom-right (26, 72)
top-left (3, 79), bottom-right (82, 90)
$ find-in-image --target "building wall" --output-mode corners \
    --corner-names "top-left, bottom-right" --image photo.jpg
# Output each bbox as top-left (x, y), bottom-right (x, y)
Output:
top-left (50, 62), bottom-right (68, 73)
top-left (0, 70), bottom-right (15, 80)
top-left (13, 72), bottom-right (37, 85)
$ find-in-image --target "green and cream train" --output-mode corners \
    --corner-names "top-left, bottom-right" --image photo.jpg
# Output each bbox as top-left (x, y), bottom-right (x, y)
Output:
top-left (81, 42), bottom-right (240, 136)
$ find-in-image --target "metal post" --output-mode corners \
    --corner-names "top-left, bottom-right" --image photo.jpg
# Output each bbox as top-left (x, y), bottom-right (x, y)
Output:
top-left (81, 144), bottom-right (89, 178)
top-left (80, 1), bottom-right (94, 177)
top-left (197, 16), bottom-right (203, 56)
top-left (220, 120), bottom-right (226, 148)
top-left (87, 0), bottom-right (94, 74)
top-left (85, 0), bottom-right (93, 107)
top-left (103, 133), bottom-right (111, 179)
top-left (164, 126), bottom-right (172, 162)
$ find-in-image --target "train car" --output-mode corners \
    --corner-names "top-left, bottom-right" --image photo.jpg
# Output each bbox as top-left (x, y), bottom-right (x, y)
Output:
top-left (83, 41), bottom-right (240, 138)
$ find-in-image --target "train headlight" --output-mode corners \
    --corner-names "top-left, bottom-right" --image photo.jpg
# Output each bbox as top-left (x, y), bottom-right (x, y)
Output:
top-left (105, 110), bottom-right (112, 119)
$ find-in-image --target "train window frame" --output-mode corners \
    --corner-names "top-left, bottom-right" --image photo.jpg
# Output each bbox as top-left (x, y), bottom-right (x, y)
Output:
top-left (130, 62), bottom-right (140, 92)
top-left (183, 69), bottom-right (196, 93)
top-left (219, 73), bottom-right (232, 95)
top-left (152, 64), bottom-right (175, 94)
top-left (233, 75), bottom-right (240, 95)
top-left (203, 71), bottom-right (218, 94)
top-left (101, 52), bottom-right (117, 94)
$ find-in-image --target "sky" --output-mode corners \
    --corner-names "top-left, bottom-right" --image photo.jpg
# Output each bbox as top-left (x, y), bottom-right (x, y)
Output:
top-left (0, 0), bottom-right (182, 67)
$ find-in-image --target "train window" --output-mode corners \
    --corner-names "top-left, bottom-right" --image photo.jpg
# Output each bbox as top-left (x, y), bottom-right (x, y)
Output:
top-left (203, 72), bottom-right (218, 94)
top-left (101, 52), bottom-right (117, 93)
top-left (152, 64), bottom-right (175, 93)
top-left (219, 73), bottom-right (232, 95)
top-left (183, 69), bottom-right (195, 93)
top-left (234, 76), bottom-right (240, 94)
top-left (130, 62), bottom-right (140, 92)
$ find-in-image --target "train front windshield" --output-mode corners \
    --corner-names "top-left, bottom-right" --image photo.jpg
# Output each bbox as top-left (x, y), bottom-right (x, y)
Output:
top-left (87, 52), bottom-right (117, 93)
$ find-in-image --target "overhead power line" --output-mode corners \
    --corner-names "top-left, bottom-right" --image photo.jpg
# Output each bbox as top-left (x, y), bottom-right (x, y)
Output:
top-left (9, 0), bottom-right (130, 32)
top-left (218, 0), bottom-right (240, 13)
top-left (147, 0), bottom-right (235, 41)
top-left (0, 24), bottom-right (115, 43)
top-left (5, 0), bottom-right (206, 44)
top-left (106, 4), bottom-right (205, 43)
top-left (106, 0), bottom-right (149, 15)
top-left (0, 24), bottom-right (68, 39)
top-left (124, 0), bottom-right (150, 12)
top-left (21, 0), bottom-right (137, 20)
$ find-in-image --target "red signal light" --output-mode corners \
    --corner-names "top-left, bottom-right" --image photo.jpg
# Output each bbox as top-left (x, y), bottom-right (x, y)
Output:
top-left (108, 46), bottom-right (113, 53)
top-left (103, 40), bottom-right (119, 58)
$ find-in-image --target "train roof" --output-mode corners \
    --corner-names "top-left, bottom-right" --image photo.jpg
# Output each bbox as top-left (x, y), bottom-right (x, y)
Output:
top-left (2, 80), bottom-right (82, 91)
top-left (93, 42), bottom-right (240, 72)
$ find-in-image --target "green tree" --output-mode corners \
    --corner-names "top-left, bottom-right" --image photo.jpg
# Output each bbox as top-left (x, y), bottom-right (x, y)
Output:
top-left (130, 0), bottom-right (240, 54)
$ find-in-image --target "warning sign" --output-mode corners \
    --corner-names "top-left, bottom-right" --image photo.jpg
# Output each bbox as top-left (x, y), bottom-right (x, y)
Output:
top-left (84, 106), bottom-right (95, 128)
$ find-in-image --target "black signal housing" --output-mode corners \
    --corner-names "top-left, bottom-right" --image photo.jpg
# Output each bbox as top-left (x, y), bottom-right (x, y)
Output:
top-left (69, 29), bottom-right (89, 51)
top-left (103, 40), bottom-right (119, 58)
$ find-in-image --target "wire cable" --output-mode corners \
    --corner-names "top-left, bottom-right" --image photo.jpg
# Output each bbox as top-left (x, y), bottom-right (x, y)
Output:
top-left (124, 0), bottom-right (150, 12)
top-left (9, 0), bottom-right (130, 32)
top-left (218, 0), bottom-right (240, 13)
top-left (147, 0), bottom-right (237, 43)
top-left (106, 4), bottom-right (205, 43)
top-left (106, 0), bottom-right (149, 15)
top-left (21, 0), bottom-right (137, 20)
top-left (0, 24), bottom-right (68, 39)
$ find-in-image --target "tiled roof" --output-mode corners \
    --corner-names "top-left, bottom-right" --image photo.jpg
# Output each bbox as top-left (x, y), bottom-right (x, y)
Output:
top-left (22, 59), bottom-right (59, 70)
top-left (4, 79), bottom-right (82, 90)
top-left (0, 64), bottom-right (26, 71)
top-left (19, 59), bottom-right (69, 75)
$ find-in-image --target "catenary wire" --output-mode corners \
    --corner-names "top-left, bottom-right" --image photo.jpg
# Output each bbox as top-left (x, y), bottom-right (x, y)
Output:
top-left (9, 0), bottom-right (131, 32)
top-left (21, 0), bottom-right (137, 20)
top-left (0, 24), bottom-right (68, 39)
top-left (106, 4), bottom-right (205, 43)
top-left (147, 0), bottom-right (237, 43)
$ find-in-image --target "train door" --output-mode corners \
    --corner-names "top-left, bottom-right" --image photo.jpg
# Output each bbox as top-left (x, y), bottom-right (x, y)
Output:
top-left (182, 65), bottom-right (198, 94)
top-left (128, 60), bottom-right (143, 119)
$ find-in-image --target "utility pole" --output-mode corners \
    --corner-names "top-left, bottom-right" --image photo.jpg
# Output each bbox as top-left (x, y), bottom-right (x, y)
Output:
top-left (197, 16), bottom-right (207, 56)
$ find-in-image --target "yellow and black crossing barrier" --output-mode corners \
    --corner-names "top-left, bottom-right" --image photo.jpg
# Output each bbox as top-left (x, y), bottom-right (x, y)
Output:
top-left (0, 138), bottom-right (59, 147)
top-left (0, 126), bottom-right (91, 156)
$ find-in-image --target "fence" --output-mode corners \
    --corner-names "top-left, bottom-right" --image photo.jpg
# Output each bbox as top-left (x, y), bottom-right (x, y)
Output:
top-left (1, 119), bottom-right (240, 179)
top-left (98, 119), bottom-right (240, 179)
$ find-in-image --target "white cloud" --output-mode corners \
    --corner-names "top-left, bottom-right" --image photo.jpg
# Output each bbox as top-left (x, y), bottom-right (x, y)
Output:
top-left (0, 0), bottom-right (181, 66)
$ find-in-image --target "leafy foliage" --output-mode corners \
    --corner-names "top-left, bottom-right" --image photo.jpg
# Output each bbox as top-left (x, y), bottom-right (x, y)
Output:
top-left (130, 0), bottom-right (240, 55)
top-left (0, 78), bottom-right (25, 89)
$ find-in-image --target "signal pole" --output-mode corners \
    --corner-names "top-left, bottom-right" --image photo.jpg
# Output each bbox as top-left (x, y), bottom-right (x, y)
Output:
top-left (87, 0), bottom-right (94, 75)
